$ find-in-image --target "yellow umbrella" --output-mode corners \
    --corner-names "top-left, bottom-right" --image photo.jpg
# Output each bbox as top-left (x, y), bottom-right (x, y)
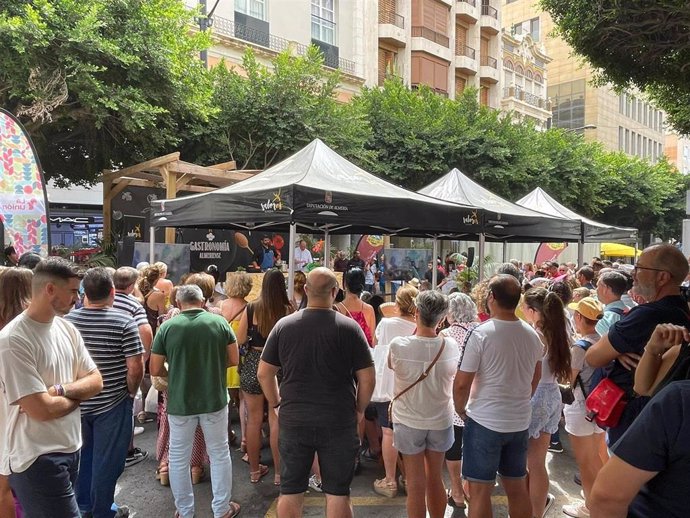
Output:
top-left (600, 243), bottom-right (641, 258)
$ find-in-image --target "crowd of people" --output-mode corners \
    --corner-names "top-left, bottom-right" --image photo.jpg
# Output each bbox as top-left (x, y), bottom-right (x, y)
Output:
top-left (0, 242), bottom-right (689, 518)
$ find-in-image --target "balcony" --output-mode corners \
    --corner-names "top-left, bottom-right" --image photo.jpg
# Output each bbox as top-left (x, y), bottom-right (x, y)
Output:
top-left (456, 0), bottom-right (478, 24)
top-left (479, 54), bottom-right (499, 83)
top-left (211, 16), bottom-right (357, 76)
top-left (411, 26), bottom-right (452, 61)
top-left (503, 86), bottom-right (552, 110)
top-left (480, 4), bottom-right (500, 34)
top-left (378, 10), bottom-right (406, 48)
top-left (455, 44), bottom-right (477, 74)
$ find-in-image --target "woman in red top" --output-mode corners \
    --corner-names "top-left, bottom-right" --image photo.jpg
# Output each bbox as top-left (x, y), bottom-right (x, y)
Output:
top-left (336, 268), bottom-right (376, 346)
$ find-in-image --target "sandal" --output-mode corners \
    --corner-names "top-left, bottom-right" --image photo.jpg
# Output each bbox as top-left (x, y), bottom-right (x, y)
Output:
top-left (156, 464), bottom-right (169, 486)
top-left (237, 438), bottom-right (247, 453)
top-left (250, 464), bottom-right (269, 483)
top-left (447, 489), bottom-right (467, 509)
top-left (274, 474), bottom-right (281, 486)
top-left (191, 465), bottom-right (205, 485)
top-left (220, 501), bottom-right (241, 518)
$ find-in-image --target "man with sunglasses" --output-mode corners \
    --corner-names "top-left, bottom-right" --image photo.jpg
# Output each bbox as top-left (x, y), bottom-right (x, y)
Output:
top-left (585, 244), bottom-right (689, 445)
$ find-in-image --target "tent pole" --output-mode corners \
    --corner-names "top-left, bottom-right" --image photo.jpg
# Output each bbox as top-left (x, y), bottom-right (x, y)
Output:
top-left (287, 222), bottom-right (296, 300)
top-left (324, 229), bottom-right (331, 269)
top-left (478, 234), bottom-right (486, 283)
top-left (502, 242), bottom-right (507, 263)
top-left (578, 240), bottom-right (584, 268)
top-left (149, 227), bottom-right (155, 263)
top-left (432, 238), bottom-right (439, 288)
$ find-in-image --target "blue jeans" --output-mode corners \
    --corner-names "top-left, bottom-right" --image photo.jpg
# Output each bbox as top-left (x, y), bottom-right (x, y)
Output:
top-left (78, 396), bottom-right (133, 518)
top-left (168, 407), bottom-right (232, 518)
top-left (10, 451), bottom-right (81, 518)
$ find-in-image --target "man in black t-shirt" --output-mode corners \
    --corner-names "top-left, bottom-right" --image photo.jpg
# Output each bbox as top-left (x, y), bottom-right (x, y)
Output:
top-left (258, 267), bottom-right (375, 518)
top-left (585, 244), bottom-right (690, 444)
top-left (346, 250), bottom-right (365, 271)
top-left (589, 381), bottom-right (690, 518)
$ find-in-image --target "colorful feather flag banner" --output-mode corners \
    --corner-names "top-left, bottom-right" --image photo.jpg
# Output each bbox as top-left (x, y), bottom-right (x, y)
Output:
top-left (0, 109), bottom-right (50, 256)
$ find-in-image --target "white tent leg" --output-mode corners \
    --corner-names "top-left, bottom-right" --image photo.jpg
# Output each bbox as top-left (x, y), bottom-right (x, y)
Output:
top-left (287, 223), bottom-right (296, 300)
top-left (502, 242), bottom-right (507, 263)
top-left (578, 240), bottom-right (584, 268)
top-left (432, 238), bottom-right (439, 288)
top-left (324, 229), bottom-right (331, 269)
top-left (478, 234), bottom-right (486, 283)
top-left (149, 227), bottom-right (155, 264)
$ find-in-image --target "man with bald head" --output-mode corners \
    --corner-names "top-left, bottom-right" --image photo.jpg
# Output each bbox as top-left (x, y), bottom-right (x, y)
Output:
top-left (586, 243), bottom-right (690, 445)
top-left (258, 268), bottom-right (375, 518)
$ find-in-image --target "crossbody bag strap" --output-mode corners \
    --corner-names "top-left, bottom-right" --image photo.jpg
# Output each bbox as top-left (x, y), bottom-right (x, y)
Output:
top-left (228, 304), bottom-right (247, 323)
top-left (574, 373), bottom-right (587, 399)
top-left (391, 338), bottom-right (446, 405)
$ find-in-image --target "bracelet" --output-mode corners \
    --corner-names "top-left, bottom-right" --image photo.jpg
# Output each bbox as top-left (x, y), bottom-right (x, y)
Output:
top-left (644, 347), bottom-right (664, 360)
top-left (53, 384), bottom-right (65, 396)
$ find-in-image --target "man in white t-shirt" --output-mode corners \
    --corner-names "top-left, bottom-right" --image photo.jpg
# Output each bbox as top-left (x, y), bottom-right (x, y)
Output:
top-left (0, 258), bottom-right (103, 518)
top-left (454, 274), bottom-right (543, 518)
top-left (293, 240), bottom-right (313, 272)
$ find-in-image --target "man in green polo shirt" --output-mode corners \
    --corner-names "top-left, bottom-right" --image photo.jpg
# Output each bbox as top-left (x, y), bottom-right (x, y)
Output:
top-left (150, 284), bottom-right (240, 518)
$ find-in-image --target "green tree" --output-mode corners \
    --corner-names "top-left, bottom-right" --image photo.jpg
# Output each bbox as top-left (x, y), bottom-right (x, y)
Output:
top-left (0, 0), bottom-right (213, 184)
top-left (540, 0), bottom-right (690, 134)
top-left (182, 47), bottom-right (373, 170)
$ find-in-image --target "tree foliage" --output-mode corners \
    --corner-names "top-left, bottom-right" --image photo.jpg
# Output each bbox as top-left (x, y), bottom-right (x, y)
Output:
top-left (540, 0), bottom-right (690, 134)
top-left (354, 79), bottom-right (685, 240)
top-left (182, 47), bottom-right (373, 170)
top-left (0, 0), bottom-right (213, 184)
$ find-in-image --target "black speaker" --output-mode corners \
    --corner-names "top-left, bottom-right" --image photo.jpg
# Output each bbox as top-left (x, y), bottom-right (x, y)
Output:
top-left (466, 247), bottom-right (475, 268)
top-left (117, 235), bottom-right (136, 267)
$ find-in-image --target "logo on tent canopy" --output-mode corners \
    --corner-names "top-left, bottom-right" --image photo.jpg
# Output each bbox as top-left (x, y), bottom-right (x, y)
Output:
top-left (463, 211), bottom-right (480, 226)
top-left (261, 190), bottom-right (284, 212)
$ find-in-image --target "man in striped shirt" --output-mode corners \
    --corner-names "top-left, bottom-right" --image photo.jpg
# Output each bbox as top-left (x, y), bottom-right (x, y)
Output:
top-left (65, 268), bottom-right (144, 518)
top-left (112, 266), bottom-right (153, 466)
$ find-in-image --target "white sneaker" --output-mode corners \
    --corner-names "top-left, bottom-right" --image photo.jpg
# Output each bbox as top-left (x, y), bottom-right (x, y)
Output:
top-left (133, 426), bottom-right (144, 436)
top-left (563, 502), bottom-right (590, 518)
top-left (308, 474), bottom-right (323, 493)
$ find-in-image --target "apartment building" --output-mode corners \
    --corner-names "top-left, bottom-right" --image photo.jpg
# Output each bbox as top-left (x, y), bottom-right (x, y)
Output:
top-left (372, 0), bottom-right (503, 106)
top-left (188, 0), bottom-right (367, 100)
top-left (665, 134), bottom-right (690, 174)
top-left (500, 31), bottom-right (551, 130)
top-left (502, 0), bottom-right (665, 160)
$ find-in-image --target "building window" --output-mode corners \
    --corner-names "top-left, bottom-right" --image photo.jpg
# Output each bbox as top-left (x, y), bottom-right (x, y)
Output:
top-left (619, 93), bottom-right (625, 114)
top-left (512, 17), bottom-right (540, 41)
top-left (411, 51), bottom-right (449, 93)
top-left (235, 0), bottom-right (266, 20)
top-left (548, 80), bottom-right (585, 130)
top-left (312, 0), bottom-right (335, 45)
top-left (619, 126), bottom-right (624, 151)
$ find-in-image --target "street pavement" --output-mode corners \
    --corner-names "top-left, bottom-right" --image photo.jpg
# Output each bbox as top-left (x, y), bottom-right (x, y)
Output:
top-left (116, 417), bottom-right (583, 518)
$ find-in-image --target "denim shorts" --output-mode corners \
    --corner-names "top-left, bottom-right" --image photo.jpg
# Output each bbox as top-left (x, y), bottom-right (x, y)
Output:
top-left (461, 418), bottom-right (528, 483)
top-left (279, 423), bottom-right (359, 496)
top-left (393, 422), bottom-right (454, 455)
top-left (372, 402), bottom-right (392, 429)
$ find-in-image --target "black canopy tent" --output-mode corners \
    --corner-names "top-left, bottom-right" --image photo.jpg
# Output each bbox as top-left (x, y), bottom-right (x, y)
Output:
top-left (149, 139), bottom-right (485, 293)
top-left (418, 168), bottom-right (582, 241)
top-left (516, 187), bottom-right (638, 265)
top-left (419, 169), bottom-right (583, 278)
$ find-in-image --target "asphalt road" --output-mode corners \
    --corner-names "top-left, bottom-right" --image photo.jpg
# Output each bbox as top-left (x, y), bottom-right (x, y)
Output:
top-left (115, 416), bottom-right (583, 518)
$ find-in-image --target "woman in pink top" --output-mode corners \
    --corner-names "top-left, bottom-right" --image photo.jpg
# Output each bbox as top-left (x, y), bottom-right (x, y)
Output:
top-left (335, 268), bottom-right (376, 346)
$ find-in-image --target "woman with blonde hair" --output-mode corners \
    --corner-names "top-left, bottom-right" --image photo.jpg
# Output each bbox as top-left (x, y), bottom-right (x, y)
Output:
top-left (371, 284), bottom-right (418, 498)
top-left (237, 269), bottom-right (293, 484)
top-left (138, 264), bottom-right (168, 336)
top-left (0, 267), bottom-right (32, 517)
top-left (220, 272), bottom-right (254, 452)
top-left (522, 287), bottom-right (572, 517)
top-left (290, 271), bottom-right (307, 311)
top-left (154, 261), bottom-right (173, 305)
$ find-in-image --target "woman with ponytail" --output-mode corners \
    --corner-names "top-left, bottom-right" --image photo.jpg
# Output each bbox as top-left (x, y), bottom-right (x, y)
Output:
top-left (138, 264), bottom-right (168, 336)
top-left (522, 287), bottom-right (572, 517)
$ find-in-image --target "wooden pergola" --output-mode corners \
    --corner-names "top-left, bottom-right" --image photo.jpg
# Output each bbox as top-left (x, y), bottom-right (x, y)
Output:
top-left (102, 153), bottom-right (258, 244)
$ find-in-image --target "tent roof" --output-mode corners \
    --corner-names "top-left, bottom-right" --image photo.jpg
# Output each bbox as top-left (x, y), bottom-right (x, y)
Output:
top-left (150, 139), bottom-right (483, 237)
top-left (516, 187), bottom-right (638, 242)
top-left (419, 169), bottom-right (582, 241)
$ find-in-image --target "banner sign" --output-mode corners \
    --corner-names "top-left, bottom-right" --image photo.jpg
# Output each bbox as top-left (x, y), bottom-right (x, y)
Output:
top-left (534, 242), bottom-right (568, 265)
top-left (0, 109), bottom-right (50, 256)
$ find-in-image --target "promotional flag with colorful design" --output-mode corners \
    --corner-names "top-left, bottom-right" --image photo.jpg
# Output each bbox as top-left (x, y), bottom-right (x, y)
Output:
top-left (0, 109), bottom-right (50, 256)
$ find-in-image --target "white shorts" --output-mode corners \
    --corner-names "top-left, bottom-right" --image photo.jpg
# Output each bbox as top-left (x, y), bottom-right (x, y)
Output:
top-left (564, 399), bottom-right (605, 437)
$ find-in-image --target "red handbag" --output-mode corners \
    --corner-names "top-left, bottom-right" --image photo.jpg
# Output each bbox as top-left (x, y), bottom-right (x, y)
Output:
top-left (584, 377), bottom-right (627, 428)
